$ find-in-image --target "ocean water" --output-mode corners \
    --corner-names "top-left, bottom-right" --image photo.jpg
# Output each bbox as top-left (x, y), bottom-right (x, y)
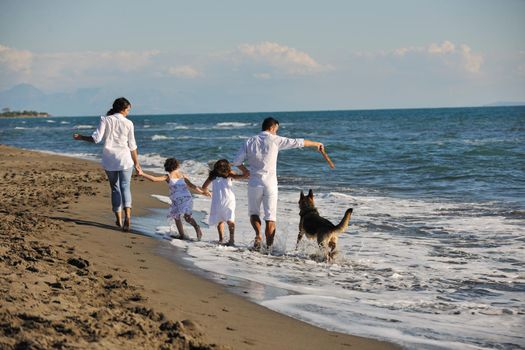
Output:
top-left (1, 107), bottom-right (524, 349)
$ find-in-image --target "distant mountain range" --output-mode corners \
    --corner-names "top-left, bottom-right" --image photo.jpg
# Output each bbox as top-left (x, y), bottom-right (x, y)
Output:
top-left (483, 101), bottom-right (525, 107)
top-left (0, 84), bottom-right (524, 116)
top-left (0, 84), bottom-right (107, 117)
top-left (0, 84), bottom-right (186, 116)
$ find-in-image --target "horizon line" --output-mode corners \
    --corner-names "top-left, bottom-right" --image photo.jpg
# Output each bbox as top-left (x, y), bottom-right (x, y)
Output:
top-left (45, 103), bottom-right (525, 118)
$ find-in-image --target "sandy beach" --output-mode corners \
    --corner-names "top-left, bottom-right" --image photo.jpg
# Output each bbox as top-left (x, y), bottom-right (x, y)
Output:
top-left (0, 144), bottom-right (398, 350)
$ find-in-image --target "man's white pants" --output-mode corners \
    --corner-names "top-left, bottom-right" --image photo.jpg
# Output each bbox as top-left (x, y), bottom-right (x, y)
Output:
top-left (248, 185), bottom-right (278, 222)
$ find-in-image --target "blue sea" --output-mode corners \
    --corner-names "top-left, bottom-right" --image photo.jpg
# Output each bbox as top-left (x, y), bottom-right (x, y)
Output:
top-left (1, 106), bottom-right (524, 349)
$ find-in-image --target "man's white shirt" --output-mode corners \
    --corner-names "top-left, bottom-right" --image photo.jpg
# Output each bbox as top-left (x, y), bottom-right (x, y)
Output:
top-left (233, 131), bottom-right (304, 188)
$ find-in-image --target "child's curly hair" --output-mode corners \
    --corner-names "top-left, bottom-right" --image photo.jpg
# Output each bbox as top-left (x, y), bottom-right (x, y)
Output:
top-left (164, 158), bottom-right (180, 172)
top-left (209, 159), bottom-right (230, 180)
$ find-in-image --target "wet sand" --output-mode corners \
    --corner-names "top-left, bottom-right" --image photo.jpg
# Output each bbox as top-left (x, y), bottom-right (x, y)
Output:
top-left (0, 144), bottom-right (399, 349)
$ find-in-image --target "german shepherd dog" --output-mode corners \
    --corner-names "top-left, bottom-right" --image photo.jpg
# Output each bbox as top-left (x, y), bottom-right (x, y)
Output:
top-left (297, 189), bottom-right (353, 261)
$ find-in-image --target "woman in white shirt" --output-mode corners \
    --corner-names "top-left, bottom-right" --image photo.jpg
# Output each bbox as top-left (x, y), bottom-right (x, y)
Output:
top-left (73, 97), bottom-right (142, 232)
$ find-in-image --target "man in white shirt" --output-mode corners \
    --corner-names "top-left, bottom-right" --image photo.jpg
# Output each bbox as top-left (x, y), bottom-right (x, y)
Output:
top-left (233, 117), bottom-right (324, 250)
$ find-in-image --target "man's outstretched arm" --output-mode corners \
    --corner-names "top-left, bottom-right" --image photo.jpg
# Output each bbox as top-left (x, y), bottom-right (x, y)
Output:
top-left (304, 139), bottom-right (324, 152)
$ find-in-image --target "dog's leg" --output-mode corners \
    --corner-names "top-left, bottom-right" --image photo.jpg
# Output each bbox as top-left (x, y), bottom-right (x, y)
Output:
top-left (328, 250), bottom-right (338, 262)
top-left (318, 240), bottom-right (330, 261)
top-left (296, 218), bottom-right (305, 249)
top-left (296, 231), bottom-right (305, 249)
top-left (328, 238), bottom-right (337, 262)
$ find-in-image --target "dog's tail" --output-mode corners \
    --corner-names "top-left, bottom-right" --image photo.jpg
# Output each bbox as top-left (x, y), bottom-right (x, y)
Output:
top-left (333, 208), bottom-right (353, 234)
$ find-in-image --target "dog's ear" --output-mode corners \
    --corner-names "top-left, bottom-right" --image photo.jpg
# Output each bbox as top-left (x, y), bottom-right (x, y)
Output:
top-left (308, 189), bottom-right (313, 198)
top-left (300, 191), bottom-right (304, 200)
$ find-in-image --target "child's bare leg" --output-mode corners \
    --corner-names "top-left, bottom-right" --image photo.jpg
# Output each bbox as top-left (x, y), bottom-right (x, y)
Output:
top-left (114, 210), bottom-right (122, 228)
top-left (184, 214), bottom-right (202, 240)
top-left (217, 222), bottom-right (225, 243)
top-left (227, 221), bottom-right (235, 246)
top-left (174, 218), bottom-right (186, 240)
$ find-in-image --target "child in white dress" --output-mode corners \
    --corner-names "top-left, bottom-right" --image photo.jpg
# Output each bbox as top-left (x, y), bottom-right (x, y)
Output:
top-left (140, 158), bottom-right (209, 240)
top-left (202, 159), bottom-right (246, 245)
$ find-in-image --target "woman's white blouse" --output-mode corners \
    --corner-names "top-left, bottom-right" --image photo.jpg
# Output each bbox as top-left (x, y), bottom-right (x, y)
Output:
top-left (91, 113), bottom-right (137, 171)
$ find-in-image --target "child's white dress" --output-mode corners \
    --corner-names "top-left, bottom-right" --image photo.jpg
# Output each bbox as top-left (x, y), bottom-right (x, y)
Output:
top-left (168, 177), bottom-right (193, 220)
top-left (209, 177), bottom-right (235, 225)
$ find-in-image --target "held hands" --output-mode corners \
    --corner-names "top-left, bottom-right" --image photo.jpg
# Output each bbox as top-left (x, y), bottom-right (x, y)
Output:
top-left (238, 165), bottom-right (250, 179)
top-left (196, 187), bottom-right (211, 197)
top-left (135, 164), bottom-right (143, 176)
top-left (233, 170), bottom-right (250, 179)
top-left (317, 143), bottom-right (325, 153)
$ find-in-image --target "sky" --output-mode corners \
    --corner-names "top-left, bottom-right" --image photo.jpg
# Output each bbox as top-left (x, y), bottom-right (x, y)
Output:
top-left (0, 0), bottom-right (524, 115)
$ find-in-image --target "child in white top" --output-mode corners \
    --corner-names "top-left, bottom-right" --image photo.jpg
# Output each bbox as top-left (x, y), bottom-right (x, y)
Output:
top-left (202, 159), bottom-right (246, 245)
top-left (141, 157), bottom-right (209, 240)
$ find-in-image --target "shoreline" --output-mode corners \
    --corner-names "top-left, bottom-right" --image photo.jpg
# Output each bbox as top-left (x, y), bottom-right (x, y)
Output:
top-left (0, 144), bottom-right (399, 349)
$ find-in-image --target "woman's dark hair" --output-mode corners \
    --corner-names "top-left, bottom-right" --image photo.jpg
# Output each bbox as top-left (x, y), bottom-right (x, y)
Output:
top-left (106, 97), bottom-right (131, 116)
top-left (262, 117), bottom-right (279, 131)
top-left (209, 159), bottom-right (231, 180)
top-left (164, 158), bottom-right (180, 172)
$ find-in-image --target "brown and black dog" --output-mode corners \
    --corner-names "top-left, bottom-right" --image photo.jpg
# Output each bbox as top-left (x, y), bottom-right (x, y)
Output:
top-left (297, 189), bottom-right (353, 261)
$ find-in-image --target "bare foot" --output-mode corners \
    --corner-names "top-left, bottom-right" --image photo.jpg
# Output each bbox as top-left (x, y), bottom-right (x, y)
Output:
top-left (122, 217), bottom-right (130, 232)
top-left (196, 227), bottom-right (203, 241)
top-left (252, 238), bottom-right (262, 251)
top-left (115, 212), bottom-right (122, 228)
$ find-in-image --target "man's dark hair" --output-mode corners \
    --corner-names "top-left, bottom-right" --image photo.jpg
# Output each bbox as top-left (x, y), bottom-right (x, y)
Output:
top-left (261, 117), bottom-right (279, 131)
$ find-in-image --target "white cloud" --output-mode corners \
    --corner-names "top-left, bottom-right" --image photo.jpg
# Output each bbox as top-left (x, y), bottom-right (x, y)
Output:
top-left (428, 40), bottom-right (456, 54)
top-left (427, 41), bottom-right (482, 73)
top-left (36, 50), bottom-right (160, 77)
top-left (393, 47), bottom-right (412, 56)
top-left (238, 41), bottom-right (332, 75)
top-left (0, 44), bottom-right (160, 89)
top-left (0, 42), bottom-right (332, 91)
top-left (167, 65), bottom-right (203, 78)
top-left (0, 45), bottom-right (34, 89)
top-left (0, 45), bottom-right (33, 75)
top-left (459, 44), bottom-right (483, 73)
top-left (368, 40), bottom-right (483, 74)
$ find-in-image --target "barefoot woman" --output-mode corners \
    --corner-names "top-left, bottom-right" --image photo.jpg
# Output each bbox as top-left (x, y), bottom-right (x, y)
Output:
top-left (73, 97), bottom-right (142, 231)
